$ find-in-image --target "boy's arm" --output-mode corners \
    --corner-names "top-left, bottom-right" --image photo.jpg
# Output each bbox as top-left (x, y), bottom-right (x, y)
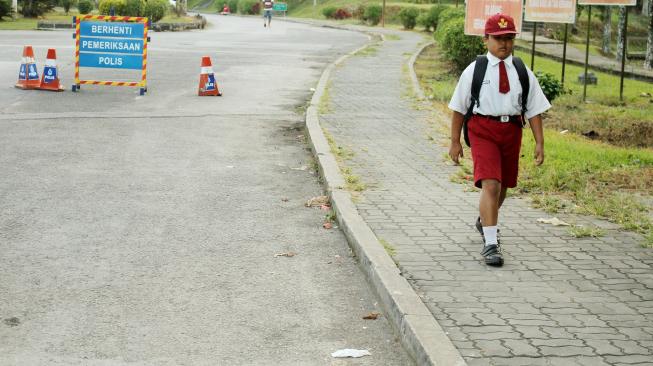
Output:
top-left (449, 111), bottom-right (464, 164)
top-left (528, 114), bottom-right (544, 166)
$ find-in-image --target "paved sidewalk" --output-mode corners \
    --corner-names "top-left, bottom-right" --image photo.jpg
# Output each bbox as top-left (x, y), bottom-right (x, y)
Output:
top-left (319, 30), bottom-right (653, 365)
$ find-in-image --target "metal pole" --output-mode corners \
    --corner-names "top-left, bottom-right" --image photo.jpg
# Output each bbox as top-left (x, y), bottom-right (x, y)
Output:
top-left (382, 0), bottom-right (386, 27)
top-left (531, 22), bottom-right (537, 71)
top-left (583, 6), bottom-right (592, 102)
top-left (562, 23), bottom-right (568, 88)
top-left (619, 9), bottom-right (628, 101)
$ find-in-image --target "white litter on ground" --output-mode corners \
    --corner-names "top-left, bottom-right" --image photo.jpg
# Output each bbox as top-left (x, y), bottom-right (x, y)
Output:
top-left (331, 349), bottom-right (372, 358)
top-left (537, 217), bottom-right (571, 226)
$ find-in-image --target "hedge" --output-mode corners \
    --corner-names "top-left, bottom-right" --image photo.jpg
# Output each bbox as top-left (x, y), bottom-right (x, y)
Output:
top-left (438, 17), bottom-right (485, 72)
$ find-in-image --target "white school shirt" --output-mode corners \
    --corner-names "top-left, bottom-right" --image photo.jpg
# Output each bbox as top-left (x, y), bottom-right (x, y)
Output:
top-left (448, 52), bottom-right (551, 120)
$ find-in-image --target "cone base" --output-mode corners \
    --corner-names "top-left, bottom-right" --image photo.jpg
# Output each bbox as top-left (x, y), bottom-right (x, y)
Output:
top-left (198, 91), bottom-right (223, 96)
top-left (38, 85), bottom-right (65, 92)
top-left (15, 83), bottom-right (40, 90)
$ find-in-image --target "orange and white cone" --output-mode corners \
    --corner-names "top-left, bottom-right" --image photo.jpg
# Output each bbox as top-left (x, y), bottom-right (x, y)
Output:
top-left (15, 45), bottom-right (41, 90)
top-left (198, 56), bottom-right (222, 96)
top-left (38, 48), bottom-right (64, 92)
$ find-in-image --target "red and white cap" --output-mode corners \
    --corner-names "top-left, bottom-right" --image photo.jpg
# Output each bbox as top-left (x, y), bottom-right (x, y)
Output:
top-left (485, 13), bottom-right (518, 36)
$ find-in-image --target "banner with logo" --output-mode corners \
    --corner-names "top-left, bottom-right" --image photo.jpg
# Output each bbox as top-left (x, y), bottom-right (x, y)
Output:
top-left (525, 0), bottom-right (577, 23)
top-left (465, 0), bottom-right (523, 36)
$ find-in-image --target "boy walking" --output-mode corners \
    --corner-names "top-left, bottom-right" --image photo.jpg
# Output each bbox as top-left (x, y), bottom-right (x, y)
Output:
top-left (448, 13), bottom-right (550, 267)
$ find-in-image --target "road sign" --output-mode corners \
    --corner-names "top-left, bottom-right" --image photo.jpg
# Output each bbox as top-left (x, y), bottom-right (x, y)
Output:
top-left (273, 2), bottom-right (287, 11)
top-left (465, 0), bottom-right (523, 36)
top-left (525, 0), bottom-right (577, 23)
top-left (73, 15), bottom-right (149, 94)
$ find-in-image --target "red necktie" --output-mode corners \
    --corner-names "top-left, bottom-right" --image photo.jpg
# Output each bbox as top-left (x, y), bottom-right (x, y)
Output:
top-left (499, 60), bottom-right (510, 94)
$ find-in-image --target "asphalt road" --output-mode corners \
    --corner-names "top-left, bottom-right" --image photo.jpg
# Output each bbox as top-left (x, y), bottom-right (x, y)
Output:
top-left (0, 15), bottom-right (413, 365)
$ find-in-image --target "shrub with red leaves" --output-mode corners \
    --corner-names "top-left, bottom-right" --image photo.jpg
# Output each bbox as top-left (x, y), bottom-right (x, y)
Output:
top-left (334, 8), bottom-right (352, 20)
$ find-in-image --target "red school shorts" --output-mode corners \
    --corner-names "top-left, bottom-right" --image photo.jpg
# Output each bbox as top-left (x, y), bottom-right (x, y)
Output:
top-left (468, 115), bottom-right (523, 189)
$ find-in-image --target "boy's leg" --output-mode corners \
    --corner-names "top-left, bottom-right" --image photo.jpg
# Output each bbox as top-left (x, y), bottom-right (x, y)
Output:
top-left (479, 179), bottom-right (501, 226)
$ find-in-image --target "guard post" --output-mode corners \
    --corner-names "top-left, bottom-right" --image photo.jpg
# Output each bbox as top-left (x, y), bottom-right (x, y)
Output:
top-left (73, 15), bottom-right (149, 95)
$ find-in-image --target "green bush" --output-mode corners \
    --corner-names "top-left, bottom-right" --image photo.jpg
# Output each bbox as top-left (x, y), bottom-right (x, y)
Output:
top-left (535, 72), bottom-right (564, 102)
top-left (237, 0), bottom-right (259, 14)
top-left (99, 0), bottom-right (125, 14)
top-left (398, 7), bottom-right (419, 30)
top-left (227, 0), bottom-right (238, 13)
top-left (363, 4), bottom-right (382, 26)
top-left (60, 0), bottom-right (76, 14)
top-left (77, 0), bottom-right (92, 13)
top-left (418, 5), bottom-right (445, 32)
top-left (438, 18), bottom-right (486, 72)
top-left (143, 0), bottom-right (167, 22)
top-left (0, 0), bottom-right (12, 19)
top-left (123, 0), bottom-right (144, 16)
top-left (322, 5), bottom-right (336, 19)
top-left (437, 7), bottom-right (464, 26)
top-left (20, 0), bottom-right (57, 17)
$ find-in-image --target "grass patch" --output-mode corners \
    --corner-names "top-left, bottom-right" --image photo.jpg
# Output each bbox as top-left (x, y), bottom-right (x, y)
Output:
top-left (325, 209), bottom-right (337, 223)
top-left (0, 10), bottom-right (76, 30)
top-left (324, 129), bottom-right (354, 161)
top-left (0, 10), bottom-right (196, 30)
top-left (513, 48), bottom-right (653, 148)
top-left (569, 225), bottom-right (606, 238)
top-left (354, 44), bottom-right (379, 57)
top-left (385, 34), bottom-right (401, 41)
top-left (318, 81), bottom-right (333, 114)
top-left (341, 167), bottom-right (367, 191)
top-left (415, 43), bottom-right (653, 247)
top-left (324, 130), bottom-right (366, 192)
top-left (379, 239), bottom-right (397, 257)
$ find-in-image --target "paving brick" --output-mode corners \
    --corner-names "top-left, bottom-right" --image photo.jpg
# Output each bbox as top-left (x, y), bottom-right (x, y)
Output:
top-left (538, 346), bottom-right (596, 356)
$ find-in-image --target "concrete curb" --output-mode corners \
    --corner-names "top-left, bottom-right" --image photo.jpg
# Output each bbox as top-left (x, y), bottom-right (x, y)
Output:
top-left (409, 41), bottom-right (434, 101)
top-left (304, 28), bottom-right (467, 366)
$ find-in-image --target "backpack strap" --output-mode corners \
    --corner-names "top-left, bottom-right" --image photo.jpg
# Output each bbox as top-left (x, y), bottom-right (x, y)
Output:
top-left (511, 56), bottom-right (529, 127)
top-left (463, 55), bottom-right (488, 147)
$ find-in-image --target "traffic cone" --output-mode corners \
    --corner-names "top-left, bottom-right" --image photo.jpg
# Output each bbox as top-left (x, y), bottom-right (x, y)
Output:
top-left (198, 56), bottom-right (222, 96)
top-left (15, 46), bottom-right (41, 90)
top-left (38, 48), bottom-right (64, 92)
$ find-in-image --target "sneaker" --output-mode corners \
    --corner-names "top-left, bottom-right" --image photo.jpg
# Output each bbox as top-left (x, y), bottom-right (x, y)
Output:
top-left (264, 23), bottom-right (266, 27)
top-left (475, 216), bottom-right (483, 238)
top-left (481, 243), bottom-right (504, 267)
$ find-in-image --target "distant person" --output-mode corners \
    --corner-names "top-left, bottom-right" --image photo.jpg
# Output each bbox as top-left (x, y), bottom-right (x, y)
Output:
top-left (262, 0), bottom-right (274, 28)
top-left (220, 3), bottom-right (231, 14)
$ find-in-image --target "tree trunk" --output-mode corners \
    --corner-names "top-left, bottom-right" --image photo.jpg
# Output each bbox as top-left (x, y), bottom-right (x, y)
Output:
top-left (617, 6), bottom-right (627, 61)
top-left (644, 0), bottom-right (650, 16)
top-left (602, 7), bottom-right (612, 54)
top-left (646, 0), bottom-right (653, 68)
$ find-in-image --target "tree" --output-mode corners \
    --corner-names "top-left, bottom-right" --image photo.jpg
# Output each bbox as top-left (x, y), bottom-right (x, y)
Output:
top-left (616, 6), bottom-right (627, 62)
top-left (19, 0), bottom-right (56, 17)
top-left (646, 0), bottom-right (653, 68)
top-left (601, 6), bottom-right (612, 54)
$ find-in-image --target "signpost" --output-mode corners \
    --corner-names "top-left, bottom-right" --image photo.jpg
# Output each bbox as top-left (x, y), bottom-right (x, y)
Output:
top-left (578, 0), bottom-right (635, 101)
top-left (524, 0), bottom-right (577, 76)
top-left (464, 0), bottom-right (523, 36)
top-left (73, 15), bottom-right (149, 95)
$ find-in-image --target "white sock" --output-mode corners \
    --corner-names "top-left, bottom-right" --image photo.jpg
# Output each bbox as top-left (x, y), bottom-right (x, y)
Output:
top-left (482, 226), bottom-right (498, 246)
